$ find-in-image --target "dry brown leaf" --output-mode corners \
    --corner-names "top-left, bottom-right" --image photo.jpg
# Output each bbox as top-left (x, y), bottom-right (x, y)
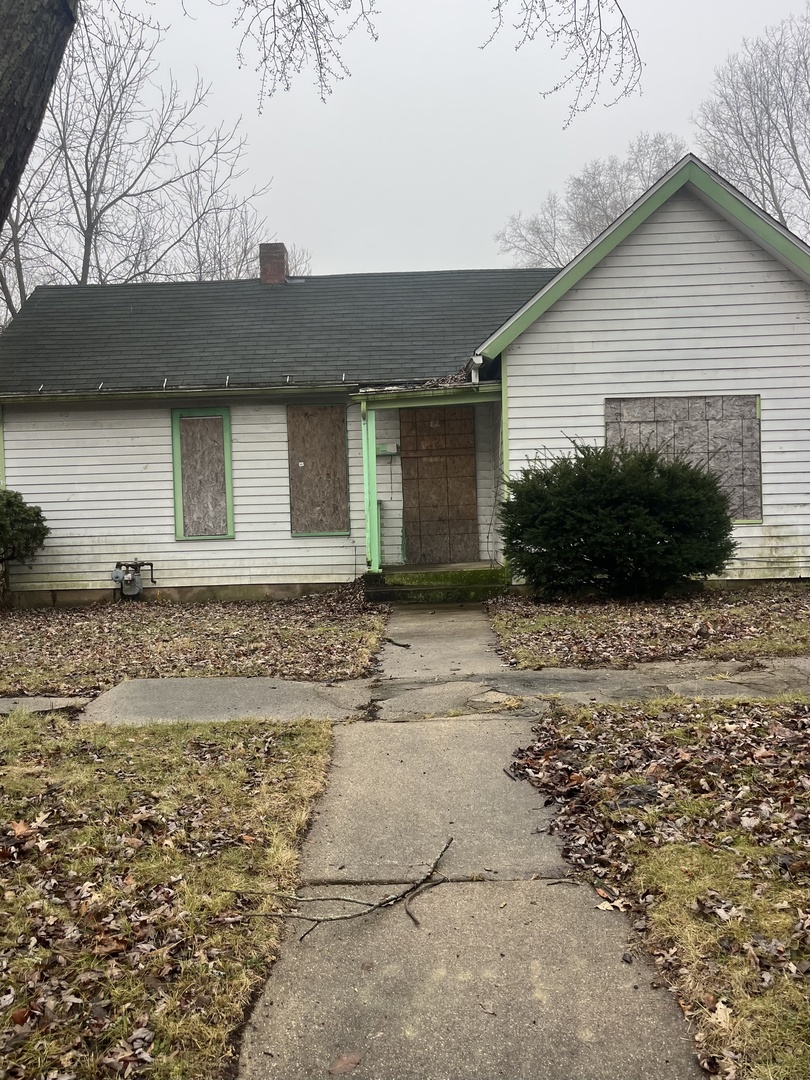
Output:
top-left (328, 1052), bottom-right (363, 1074)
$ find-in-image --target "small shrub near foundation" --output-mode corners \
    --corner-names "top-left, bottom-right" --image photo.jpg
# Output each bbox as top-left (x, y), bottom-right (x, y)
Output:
top-left (499, 443), bottom-right (736, 598)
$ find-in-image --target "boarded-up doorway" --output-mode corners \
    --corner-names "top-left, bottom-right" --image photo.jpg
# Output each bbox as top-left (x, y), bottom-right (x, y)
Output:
top-left (400, 406), bottom-right (479, 564)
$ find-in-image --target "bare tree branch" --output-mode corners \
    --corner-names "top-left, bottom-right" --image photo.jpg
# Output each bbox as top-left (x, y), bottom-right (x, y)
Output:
top-left (496, 131), bottom-right (686, 267)
top-left (486, 1), bottom-right (641, 125)
top-left (203, 0), bottom-right (640, 118)
top-left (239, 837), bottom-right (454, 940)
top-left (694, 6), bottom-right (810, 240)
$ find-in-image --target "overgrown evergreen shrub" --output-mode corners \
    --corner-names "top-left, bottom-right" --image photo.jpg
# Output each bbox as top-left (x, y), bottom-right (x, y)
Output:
top-left (0, 489), bottom-right (50, 566)
top-left (500, 443), bottom-right (736, 597)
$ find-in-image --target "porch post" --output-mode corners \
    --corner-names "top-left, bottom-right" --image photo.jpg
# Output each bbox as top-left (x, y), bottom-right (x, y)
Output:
top-left (360, 402), bottom-right (380, 572)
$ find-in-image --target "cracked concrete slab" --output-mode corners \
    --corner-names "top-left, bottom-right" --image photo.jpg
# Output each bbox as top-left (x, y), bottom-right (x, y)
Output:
top-left (375, 680), bottom-right (495, 721)
top-left (301, 717), bottom-right (567, 884)
top-left (379, 605), bottom-right (505, 680)
top-left (488, 657), bottom-right (809, 704)
top-left (0, 695), bottom-right (90, 714)
top-left (83, 677), bottom-right (373, 725)
top-left (238, 880), bottom-right (701, 1080)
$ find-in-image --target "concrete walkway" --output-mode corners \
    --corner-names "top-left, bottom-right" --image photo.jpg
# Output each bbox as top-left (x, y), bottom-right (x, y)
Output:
top-left (237, 606), bottom-right (704, 1080)
top-left (74, 606), bottom-right (809, 727)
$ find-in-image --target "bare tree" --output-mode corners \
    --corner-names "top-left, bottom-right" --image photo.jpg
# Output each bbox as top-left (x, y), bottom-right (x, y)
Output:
top-left (497, 131), bottom-right (687, 267)
top-left (694, 5), bottom-right (810, 239)
top-left (0, 4), bottom-right (278, 323)
top-left (0, 2), bottom-right (642, 230)
top-left (287, 243), bottom-right (313, 276)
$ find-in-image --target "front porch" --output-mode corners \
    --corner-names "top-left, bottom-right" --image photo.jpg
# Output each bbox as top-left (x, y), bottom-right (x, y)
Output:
top-left (355, 383), bottom-right (506, 575)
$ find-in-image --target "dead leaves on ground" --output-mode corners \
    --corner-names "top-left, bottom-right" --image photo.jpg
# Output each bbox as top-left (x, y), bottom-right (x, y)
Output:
top-left (0, 582), bottom-right (388, 698)
top-left (0, 712), bottom-right (331, 1079)
top-left (512, 698), bottom-right (810, 1078)
top-left (490, 583), bottom-right (809, 669)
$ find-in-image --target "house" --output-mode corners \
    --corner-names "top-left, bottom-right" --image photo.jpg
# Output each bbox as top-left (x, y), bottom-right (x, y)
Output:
top-left (0, 155), bottom-right (808, 605)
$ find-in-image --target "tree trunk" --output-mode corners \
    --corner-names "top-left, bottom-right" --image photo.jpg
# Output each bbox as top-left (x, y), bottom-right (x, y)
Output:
top-left (0, 0), bottom-right (78, 230)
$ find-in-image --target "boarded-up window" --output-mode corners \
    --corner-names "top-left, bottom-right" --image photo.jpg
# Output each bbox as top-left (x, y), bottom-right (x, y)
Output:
top-left (172, 409), bottom-right (234, 538)
top-left (287, 405), bottom-right (349, 534)
top-left (605, 395), bottom-right (762, 521)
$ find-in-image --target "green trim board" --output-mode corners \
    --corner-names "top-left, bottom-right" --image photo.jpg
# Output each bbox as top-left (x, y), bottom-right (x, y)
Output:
top-left (500, 358), bottom-right (510, 480)
top-left (291, 531), bottom-right (352, 538)
top-left (352, 385), bottom-right (501, 410)
top-left (477, 155), bottom-right (810, 361)
top-left (360, 404), bottom-right (380, 571)
top-left (171, 407), bottom-right (235, 541)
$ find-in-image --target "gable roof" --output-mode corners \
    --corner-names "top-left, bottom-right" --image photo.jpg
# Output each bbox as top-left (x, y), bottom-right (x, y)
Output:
top-left (476, 154), bottom-right (810, 361)
top-left (0, 268), bottom-right (557, 399)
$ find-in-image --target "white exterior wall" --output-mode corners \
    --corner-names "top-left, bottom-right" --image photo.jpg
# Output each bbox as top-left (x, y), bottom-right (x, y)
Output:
top-left (506, 190), bottom-right (810, 578)
top-left (375, 409), bottom-right (404, 566)
top-left (3, 400), bottom-right (367, 591)
top-left (474, 402), bottom-right (502, 562)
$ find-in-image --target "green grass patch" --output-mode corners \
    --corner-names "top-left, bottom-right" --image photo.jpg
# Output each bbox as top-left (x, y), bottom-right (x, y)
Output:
top-left (0, 709), bottom-right (332, 1079)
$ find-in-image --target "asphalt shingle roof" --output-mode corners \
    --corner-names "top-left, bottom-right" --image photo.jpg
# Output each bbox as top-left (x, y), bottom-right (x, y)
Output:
top-left (0, 269), bottom-right (558, 396)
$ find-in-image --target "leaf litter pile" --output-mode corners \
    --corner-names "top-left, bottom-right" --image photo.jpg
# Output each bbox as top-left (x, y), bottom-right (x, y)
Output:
top-left (489, 583), bottom-right (809, 669)
top-left (0, 709), bottom-right (331, 1079)
top-left (512, 697), bottom-right (810, 1079)
top-left (0, 583), bottom-right (387, 698)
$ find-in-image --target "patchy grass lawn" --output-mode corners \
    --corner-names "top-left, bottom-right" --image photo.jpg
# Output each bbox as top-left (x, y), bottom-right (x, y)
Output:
top-left (512, 697), bottom-right (810, 1080)
top-left (0, 583), bottom-right (387, 697)
top-left (489, 583), bottom-right (809, 669)
top-left (0, 710), bottom-right (331, 1079)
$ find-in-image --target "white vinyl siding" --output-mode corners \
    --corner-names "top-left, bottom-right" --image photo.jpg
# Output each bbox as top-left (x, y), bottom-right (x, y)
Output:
top-left (375, 409), bottom-right (404, 566)
top-left (474, 402), bottom-right (501, 562)
top-left (505, 189), bottom-right (810, 578)
top-left (3, 400), bottom-right (367, 591)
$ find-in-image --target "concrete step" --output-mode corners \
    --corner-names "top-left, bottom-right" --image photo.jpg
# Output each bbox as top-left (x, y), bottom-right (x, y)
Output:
top-left (364, 565), bottom-right (509, 604)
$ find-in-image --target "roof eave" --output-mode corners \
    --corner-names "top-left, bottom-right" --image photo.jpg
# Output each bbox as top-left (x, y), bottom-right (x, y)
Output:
top-left (0, 383), bottom-right (362, 405)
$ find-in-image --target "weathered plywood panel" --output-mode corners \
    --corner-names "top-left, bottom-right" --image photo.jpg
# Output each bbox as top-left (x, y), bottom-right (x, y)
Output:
top-left (400, 406), bottom-right (479, 564)
top-left (287, 405), bottom-right (349, 534)
top-left (605, 394), bottom-right (762, 521)
top-left (505, 189), bottom-right (810, 578)
top-left (179, 416), bottom-right (228, 536)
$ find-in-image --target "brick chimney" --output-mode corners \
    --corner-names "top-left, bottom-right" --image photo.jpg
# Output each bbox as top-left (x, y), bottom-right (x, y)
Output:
top-left (259, 243), bottom-right (288, 284)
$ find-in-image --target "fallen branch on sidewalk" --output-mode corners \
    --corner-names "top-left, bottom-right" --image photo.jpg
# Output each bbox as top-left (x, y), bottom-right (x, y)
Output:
top-left (242, 836), bottom-right (454, 940)
top-left (384, 637), bottom-right (411, 648)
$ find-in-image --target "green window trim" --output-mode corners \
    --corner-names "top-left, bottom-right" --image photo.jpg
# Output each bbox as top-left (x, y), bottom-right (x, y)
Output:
top-left (291, 531), bottom-right (352, 538)
top-left (171, 407), bottom-right (235, 541)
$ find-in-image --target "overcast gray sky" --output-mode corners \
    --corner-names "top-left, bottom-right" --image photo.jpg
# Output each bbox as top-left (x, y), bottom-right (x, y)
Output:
top-left (155, 0), bottom-right (803, 274)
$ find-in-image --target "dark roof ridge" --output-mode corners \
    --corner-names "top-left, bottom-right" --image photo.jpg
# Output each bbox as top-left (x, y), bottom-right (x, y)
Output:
top-left (30, 266), bottom-right (560, 293)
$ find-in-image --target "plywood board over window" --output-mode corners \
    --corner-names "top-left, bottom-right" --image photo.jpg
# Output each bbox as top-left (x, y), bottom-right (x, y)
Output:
top-left (605, 394), bottom-right (762, 522)
top-left (287, 405), bottom-right (350, 535)
top-left (172, 408), bottom-right (234, 539)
